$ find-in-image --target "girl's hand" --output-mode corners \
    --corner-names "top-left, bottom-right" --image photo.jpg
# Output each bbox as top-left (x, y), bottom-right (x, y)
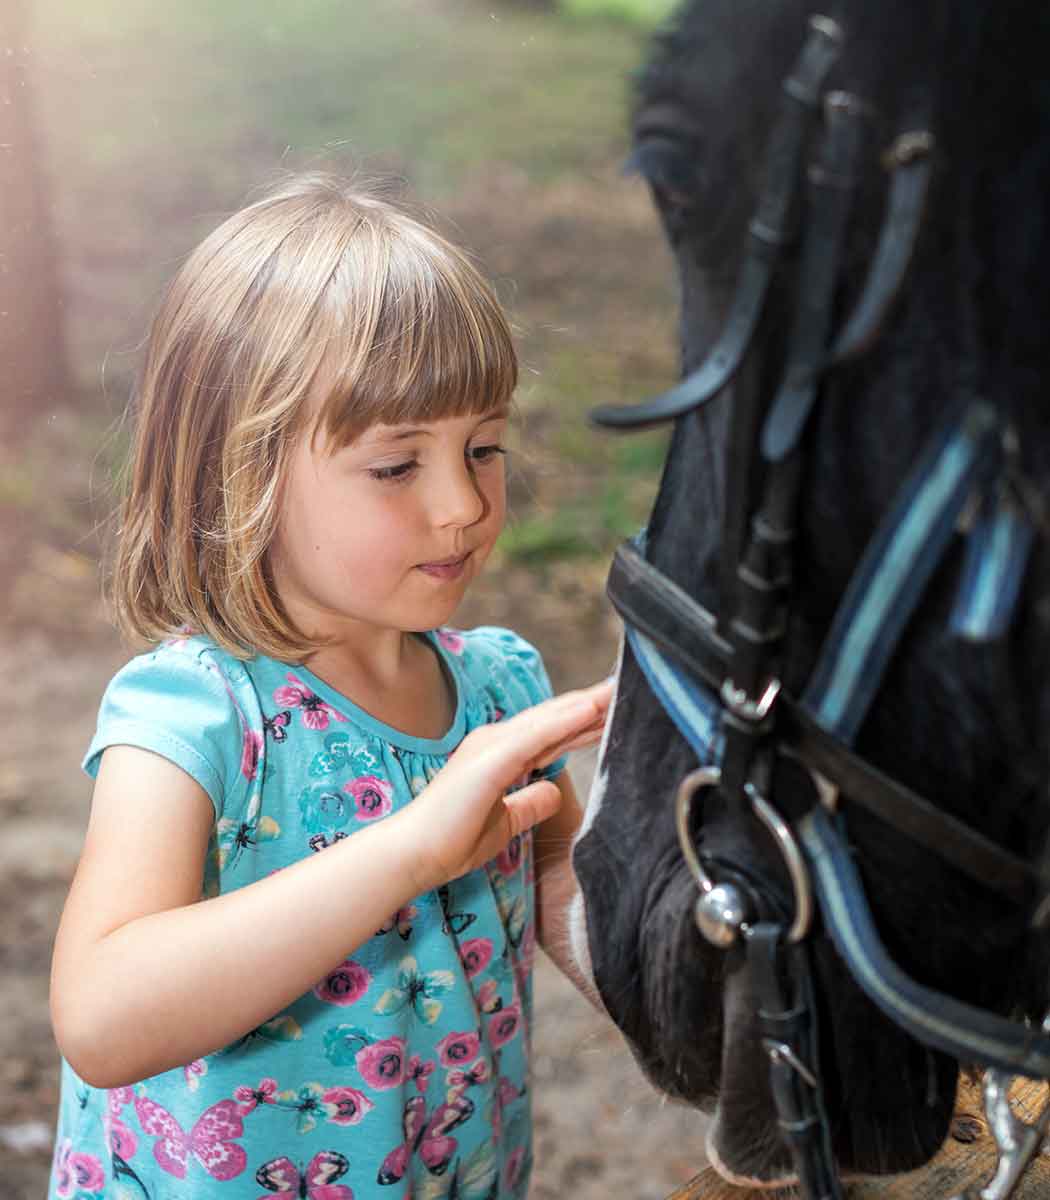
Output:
top-left (403, 679), bottom-right (613, 891)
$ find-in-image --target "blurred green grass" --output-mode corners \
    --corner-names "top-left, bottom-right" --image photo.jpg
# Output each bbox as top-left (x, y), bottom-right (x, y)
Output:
top-left (12, 0), bottom-right (677, 586)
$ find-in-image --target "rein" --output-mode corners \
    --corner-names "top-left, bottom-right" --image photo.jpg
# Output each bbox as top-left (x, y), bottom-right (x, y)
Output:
top-left (597, 12), bottom-right (1048, 1200)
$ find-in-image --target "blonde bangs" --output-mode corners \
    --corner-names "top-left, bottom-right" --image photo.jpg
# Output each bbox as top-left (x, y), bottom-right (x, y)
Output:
top-left (315, 221), bottom-right (517, 449)
top-left (109, 174), bottom-right (517, 663)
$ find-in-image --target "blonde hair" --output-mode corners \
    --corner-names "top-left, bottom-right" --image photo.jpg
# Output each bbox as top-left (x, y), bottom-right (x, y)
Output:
top-left (111, 173), bottom-right (517, 660)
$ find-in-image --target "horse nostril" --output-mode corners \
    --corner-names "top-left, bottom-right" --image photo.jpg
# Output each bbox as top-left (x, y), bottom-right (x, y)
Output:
top-left (950, 1113), bottom-right (983, 1144)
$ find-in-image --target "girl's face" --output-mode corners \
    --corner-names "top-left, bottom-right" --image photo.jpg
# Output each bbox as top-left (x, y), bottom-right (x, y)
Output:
top-left (270, 406), bottom-right (508, 646)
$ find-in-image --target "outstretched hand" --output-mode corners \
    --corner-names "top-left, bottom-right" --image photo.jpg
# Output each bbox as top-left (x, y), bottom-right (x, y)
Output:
top-left (403, 679), bottom-right (613, 892)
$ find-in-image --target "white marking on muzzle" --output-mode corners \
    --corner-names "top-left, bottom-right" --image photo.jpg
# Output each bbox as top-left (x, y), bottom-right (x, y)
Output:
top-left (706, 1122), bottom-right (800, 1191)
top-left (567, 637), bottom-right (624, 985)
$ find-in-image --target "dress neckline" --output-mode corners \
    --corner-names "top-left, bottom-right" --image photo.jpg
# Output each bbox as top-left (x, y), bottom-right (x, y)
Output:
top-left (290, 630), bottom-right (467, 756)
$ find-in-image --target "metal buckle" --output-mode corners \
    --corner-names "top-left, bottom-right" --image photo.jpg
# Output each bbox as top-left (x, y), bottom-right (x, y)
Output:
top-left (720, 676), bottom-right (782, 723)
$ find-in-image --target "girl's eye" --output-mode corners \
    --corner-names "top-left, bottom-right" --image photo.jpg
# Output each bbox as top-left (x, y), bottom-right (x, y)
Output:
top-left (468, 444), bottom-right (507, 465)
top-left (369, 460), bottom-right (418, 483)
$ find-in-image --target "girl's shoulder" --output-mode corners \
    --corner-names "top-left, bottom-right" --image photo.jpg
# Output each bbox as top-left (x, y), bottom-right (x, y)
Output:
top-left (436, 625), bottom-right (556, 712)
top-left (83, 633), bottom-right (265, 818)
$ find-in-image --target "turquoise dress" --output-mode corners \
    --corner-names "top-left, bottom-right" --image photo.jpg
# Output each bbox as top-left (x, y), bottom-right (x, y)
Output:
top-left (50, 626), bottom-right (563, 1200)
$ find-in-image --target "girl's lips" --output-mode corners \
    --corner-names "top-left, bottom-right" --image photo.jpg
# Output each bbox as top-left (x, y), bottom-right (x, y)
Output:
top-left (416, 553), bottom-right (470, 580)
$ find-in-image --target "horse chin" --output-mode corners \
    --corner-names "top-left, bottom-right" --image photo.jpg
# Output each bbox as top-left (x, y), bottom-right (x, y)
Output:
top-left (627, 863), bottom-right (726, 1106)
top-left (629, 881), bottom-right (958, 1183)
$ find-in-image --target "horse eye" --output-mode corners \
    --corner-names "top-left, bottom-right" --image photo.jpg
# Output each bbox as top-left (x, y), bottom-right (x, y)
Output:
top-left (628, 107), bottom-right (706, 221)
top-left (631, 138), bottom-right (702, 213)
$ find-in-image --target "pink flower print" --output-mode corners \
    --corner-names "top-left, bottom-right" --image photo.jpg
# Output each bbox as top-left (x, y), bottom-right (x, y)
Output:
top-left (233, 1077), bottom-right (278, 1114)
top-left (496, 834), bottom-right (523, 876)
top-left (323, 1085), bottom-right (374, 1126)
top-left (133, 1094), bottom-right (246, 1181)
top-left (255, 1151), bottom-right (353, 1199)
top-left (314, 958), bottom-right (371, 1006)
top-left (53, 1139), bottom-right (105, 1196)
top-left (356, 1035), bottom-right (408, 1090)
top-left (407, 1054), bottom-right (435, 1094)
top-left (436, 628), bottom-right (465, 655)
top-left (240, 729), bottom-right (263, 781)
top-left (487, 1001), bottom-right (522, 1049)
top-left (458, 936), bottom-right (494, 979)
top-left (504, 1146), bottom-right (527, 1191)
top-left (436, 1029), bottom-right (481, 1068)
top-left (273, 674), bottom-right (348, 731)
top-left (343, 774), bottom-right (393, 822)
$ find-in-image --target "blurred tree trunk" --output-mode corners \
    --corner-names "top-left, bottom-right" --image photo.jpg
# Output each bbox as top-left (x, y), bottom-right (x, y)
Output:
top-left (0, 0), bottom-right (70, 444)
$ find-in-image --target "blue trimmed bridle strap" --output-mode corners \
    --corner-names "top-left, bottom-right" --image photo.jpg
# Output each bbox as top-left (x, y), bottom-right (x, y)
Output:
top-left (802, 402), bottom-right (1001, 745)
top-left (950, 485), bottom-right (1036, 642)
top-left (609, 542), bottom-right (1044, 905)
top-left (799, 807), bottom-right (1050, 1079)
top-left (625, 623), bottom-right (724, 766)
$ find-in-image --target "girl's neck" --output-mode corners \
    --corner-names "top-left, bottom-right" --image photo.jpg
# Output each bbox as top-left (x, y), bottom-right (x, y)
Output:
top-left (302, 631), bottom-right (457, 741)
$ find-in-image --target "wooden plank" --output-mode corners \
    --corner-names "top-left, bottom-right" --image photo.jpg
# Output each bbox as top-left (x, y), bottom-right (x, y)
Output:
top-left (667, 1078), bottom-right (1050, 1198)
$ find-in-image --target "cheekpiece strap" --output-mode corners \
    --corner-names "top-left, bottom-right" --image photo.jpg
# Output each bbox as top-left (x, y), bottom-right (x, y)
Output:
top-left (748, 922), bottom-right (844, 1200)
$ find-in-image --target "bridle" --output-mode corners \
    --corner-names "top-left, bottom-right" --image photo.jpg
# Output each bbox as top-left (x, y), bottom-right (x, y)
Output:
top-left (596, 12), bottom-right (1050, 1199)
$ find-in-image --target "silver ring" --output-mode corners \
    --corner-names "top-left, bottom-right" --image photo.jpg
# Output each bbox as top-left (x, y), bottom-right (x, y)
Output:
top-left (745, 783), bottom-right (814, 944)
top-left (675, 766), bottom-right (813, 944)
top-left (674, 767), bottom-right (722, 896)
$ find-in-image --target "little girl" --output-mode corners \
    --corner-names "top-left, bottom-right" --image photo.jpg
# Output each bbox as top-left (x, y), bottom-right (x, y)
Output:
top-left (49, 173), bottom-right (611, 1200)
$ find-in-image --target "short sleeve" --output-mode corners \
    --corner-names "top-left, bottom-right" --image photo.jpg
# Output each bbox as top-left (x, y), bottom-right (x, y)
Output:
top-left (82, 646), bottom-right (241, 818)
top-left (463, 627), bottom-right (568, 780)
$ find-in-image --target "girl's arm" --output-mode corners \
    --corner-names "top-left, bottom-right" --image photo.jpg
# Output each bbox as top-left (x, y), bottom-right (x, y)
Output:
top-left (51, 681), bottom-right (611, 1089)
top-left (533, 771), bottom-right (603, 1008)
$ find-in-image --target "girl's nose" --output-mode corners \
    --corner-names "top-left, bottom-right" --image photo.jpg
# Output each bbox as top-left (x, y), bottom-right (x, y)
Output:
top-left (435, 460), bottom-right (487, 528)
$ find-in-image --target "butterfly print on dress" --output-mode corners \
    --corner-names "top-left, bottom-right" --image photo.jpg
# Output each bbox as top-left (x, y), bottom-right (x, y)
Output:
top-left (273, 675), bottom-right (348, 732)
top-left (437, 886), bottom-right (477, 936)
top-left (374, 956), bottom-right (455, 1026)
top-left (255, 1149), bottom-right (354, 1199)
top-left (133, 1094), bottom-right (246, 1181)
top-left (216, 791), bottom-right (281, 870)
top-left (377, 1094), bottom-right (474, 1186)
top-left (263, 711), bottom-right (292, 742)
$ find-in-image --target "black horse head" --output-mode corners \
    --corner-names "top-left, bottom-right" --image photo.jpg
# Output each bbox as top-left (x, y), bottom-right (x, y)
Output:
top-left (571, 0), bottom-right (1050, 1187)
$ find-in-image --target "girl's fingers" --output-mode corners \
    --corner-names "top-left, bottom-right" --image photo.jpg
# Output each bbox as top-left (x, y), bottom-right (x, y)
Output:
top-left (530, 717), bottom-right (609, 766)
top-left (501, 778), bottom-right (561, 837)
top-left (512, 681), bottom-right (613, 743)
